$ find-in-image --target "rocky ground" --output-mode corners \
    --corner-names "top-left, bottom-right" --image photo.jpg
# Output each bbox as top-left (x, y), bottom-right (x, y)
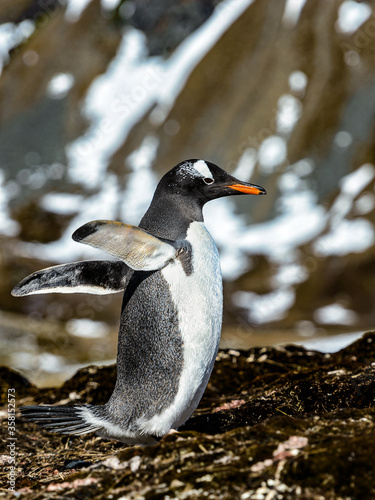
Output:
top-left (0, 331), bottom-right (374, 499)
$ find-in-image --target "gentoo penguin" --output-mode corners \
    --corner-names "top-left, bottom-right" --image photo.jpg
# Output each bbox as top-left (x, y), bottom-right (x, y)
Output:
top-left (14, 159), bottom-right (266, 444)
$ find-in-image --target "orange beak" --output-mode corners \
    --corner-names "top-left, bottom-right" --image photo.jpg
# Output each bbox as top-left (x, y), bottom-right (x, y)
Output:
top-left (228, 184), bottom-right (266, 195)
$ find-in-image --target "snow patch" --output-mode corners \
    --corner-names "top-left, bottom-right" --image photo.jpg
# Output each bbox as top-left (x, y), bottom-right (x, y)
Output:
top-left (232, 149), bottom-right (257, 181)
top-left (40, 193), bottom-right (84, 215)
top-left (0, 21), bottom-right (35, 75)
top-left (0, 170), bottom-right (20, 236)
top-left (276, 94), bottom-right (302, 136)
top-left (64, 0), bottom-right (94, 22)
top-left (46, 73), bottom-right (75, 100)
top-left (301, 331), bottom-right (364, 353)
top-left (314, 218), bottom-right (374, 256)
top-left (314, 163), bottom-right (375, 256)
top-left (355, 192), bottom-right (375, 215)
top-left (336, 1), bottom-right (372, 35)
top-left (153, 0), bottom-right (255, 121)
top-left (204, 198), bottom-right (249, 280)
top-left (233, 288), bottom-right (295, 324)
top-left (27, 174), bottom-right (120, 262)
top-left (258, 136), bottom-right (287, 173)
top-left (283, 0), bottom-right (308, 28)
top-left (122, 134), bottom-right (159, 224)
top-left (314, 303), bottom-right (359, 325)
top-left (288, 71), bottom-right (308, 96)
top-left (66, 29), bottom-right (162, 189)
top-left (326, 163), bottom-right (375, 226)
top-left (66, 318), bottom-right (109, 338)
top-left (101, 0), bottom-right (122, 11)
top-left (340, 163), bottom-right (375, 197)
top-left (272, 263), bottom-right (308, 287)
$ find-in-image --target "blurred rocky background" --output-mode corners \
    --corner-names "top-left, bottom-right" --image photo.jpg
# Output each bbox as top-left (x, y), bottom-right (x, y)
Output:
top-left (1, 0), bottom-right (375, 385)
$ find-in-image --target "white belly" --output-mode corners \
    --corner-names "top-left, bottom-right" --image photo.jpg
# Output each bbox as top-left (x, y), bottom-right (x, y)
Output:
top-left (138, 221), bottom-right (223, 435)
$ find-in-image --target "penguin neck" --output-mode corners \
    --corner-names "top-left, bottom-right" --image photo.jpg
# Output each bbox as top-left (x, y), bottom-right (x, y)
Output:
top-left (140, 193), bottom-right (204, 240)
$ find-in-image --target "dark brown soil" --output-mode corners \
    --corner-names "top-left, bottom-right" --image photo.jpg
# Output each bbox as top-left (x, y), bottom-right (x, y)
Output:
top-left (1, 332), bottom-right (374, 499)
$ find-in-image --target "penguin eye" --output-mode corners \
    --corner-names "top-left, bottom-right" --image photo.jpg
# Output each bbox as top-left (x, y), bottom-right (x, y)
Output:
top-left (203, 177), bottom-right (214, 185)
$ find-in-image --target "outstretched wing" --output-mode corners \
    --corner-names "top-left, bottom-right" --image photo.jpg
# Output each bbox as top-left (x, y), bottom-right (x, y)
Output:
top-left (11, 260), bottom-right (128, 297)
top-left (72, 220), bottom-right (177, 271)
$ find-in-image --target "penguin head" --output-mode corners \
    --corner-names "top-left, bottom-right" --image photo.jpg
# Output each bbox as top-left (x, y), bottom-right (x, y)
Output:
top-left (158, 159), bottom-right (266, 206)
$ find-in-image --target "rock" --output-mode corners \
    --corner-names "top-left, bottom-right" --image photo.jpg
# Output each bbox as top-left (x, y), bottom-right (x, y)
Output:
top-left (0, 331), bottom-right (374, 498)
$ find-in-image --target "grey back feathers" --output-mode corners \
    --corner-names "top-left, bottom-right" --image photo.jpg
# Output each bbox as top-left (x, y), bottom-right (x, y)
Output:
top-left (107, 270), bottom-right (184, 431)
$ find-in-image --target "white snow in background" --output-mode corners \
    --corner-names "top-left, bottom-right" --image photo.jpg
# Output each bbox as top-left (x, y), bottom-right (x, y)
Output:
top-left (101, 0), bottom-right (122, 11)
top-left (289, 70), bottom-right (308, 96)
top-left (355, 192), bottom-right (375, 215)
top-left (314, 303), bottom-right (358, 325)
top-left (282, 0), bottom-right (308, 28)
top-left (336, 1), bottom-right (372, 35)
top-left (46, 73), bottom-right (75, 99)
top-left (314, 218), bottom-right (374, 256)
top-left (233, 288), bottom-right (295, 324)
top-left (204, 198), bottom-right (250, 280)
top-left (121, 134), bottom-right (159, 224)
top-left (40, 192), bottom-right (84, 215)
top-left (0, 170), bottom-right (20, 236)
top-left (67, 29), bottom-right (162, 189)
top-left (278, 171), bottom-right (303, 192)
top-left (258, 136), bottom-right (288, 173)
top-left (301, 331), bottom-right (364, 353)
top-left (205, 157), bottom-right (325, 279)
top-left (232, 148), bottom-right (257, 181)
top-left (205, 183), bottom-right (325, 280)
top-left (66, 318), bottom-right (109, 338)
top-left (219, 249), bottom-right (249, 281)
top-left (292, 158), bottom-right (315, 177)
top-left (272, 263), bottom-right (307, 287)
top-left (39, 353), bottom-right (66, 373)
top-left (314, 163), bottom-right (375, 256)
top-left (66, 0), bottom-right (256, 190)
top-left (276, 94), bottom-right (302, 136)
top-left (0, 21), bottom-right (35, 75)
top-left (9, 352), bottom-right (65, 373)
top-left (153, 0), bottom-right (255, 121)
top-left (279, 190), bottom-right (318, 219)
top-left (240, 203), bottom-right (326, 258)
top-left (328, 162), bottom-right (374, 223)
top-left (340, 163), bottom-right (375, 197)
top-left (28, 174), bottom-right (120, 262)
top-left (64, 0), bottom-right (94, 22)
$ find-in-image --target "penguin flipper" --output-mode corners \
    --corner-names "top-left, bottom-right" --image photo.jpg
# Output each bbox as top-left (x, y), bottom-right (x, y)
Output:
top-left (72, 220), bottom-right (177, 271)
top-left (11, 260), bottom-right (127, 297)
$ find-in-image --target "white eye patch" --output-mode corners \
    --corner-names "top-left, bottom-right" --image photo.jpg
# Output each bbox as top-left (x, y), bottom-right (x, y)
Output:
top-left (179, 160), bottom-right (214, 182)
top-left (193, 160), bottom-right (213, 180)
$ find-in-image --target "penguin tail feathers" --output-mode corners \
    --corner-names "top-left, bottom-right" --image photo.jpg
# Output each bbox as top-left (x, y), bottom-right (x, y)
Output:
top-left (20, 404), bottom-right (103, 436)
